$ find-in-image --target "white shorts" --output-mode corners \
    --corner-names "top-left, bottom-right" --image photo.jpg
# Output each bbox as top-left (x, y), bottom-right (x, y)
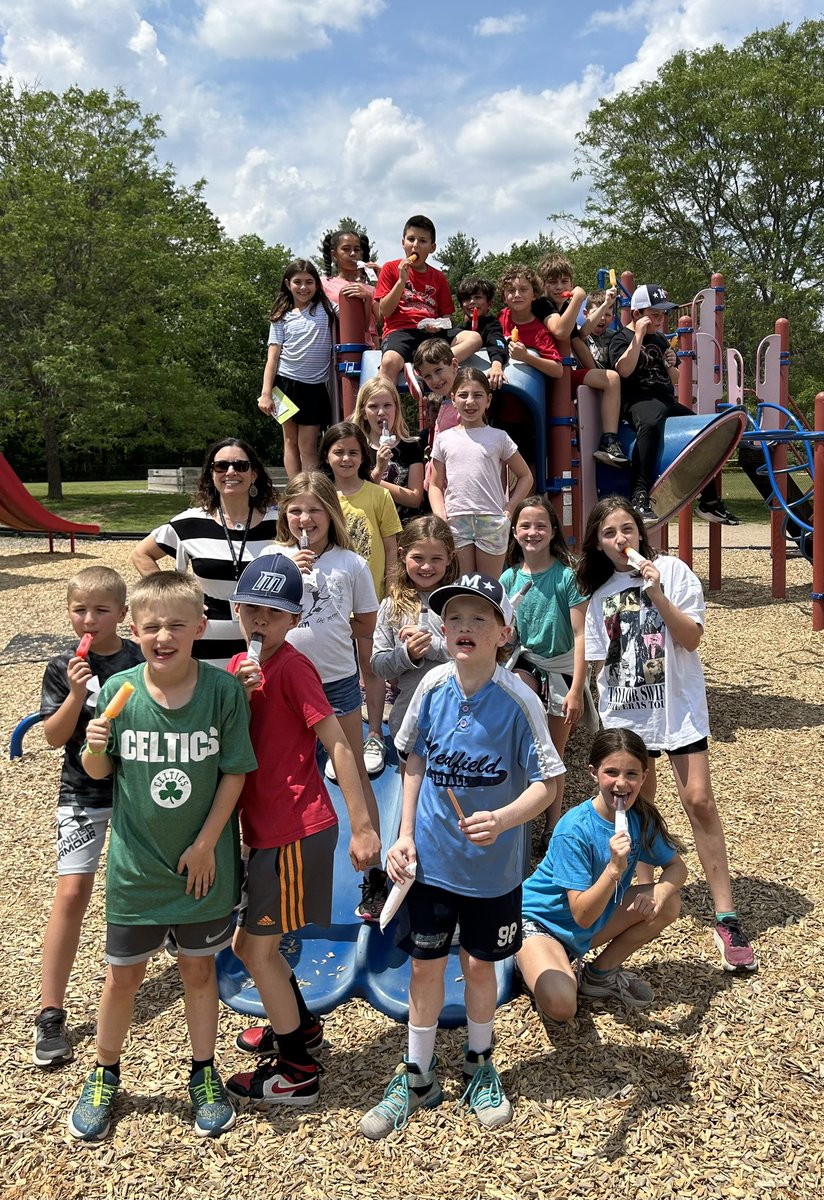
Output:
top-left (56, 805), bottom-right (110, 875)
top-left (449, 513), bottom-right (510, 555)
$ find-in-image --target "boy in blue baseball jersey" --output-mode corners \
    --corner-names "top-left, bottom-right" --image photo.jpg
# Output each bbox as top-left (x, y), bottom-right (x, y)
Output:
top-left (359, 574), bottom-right (564, 1139)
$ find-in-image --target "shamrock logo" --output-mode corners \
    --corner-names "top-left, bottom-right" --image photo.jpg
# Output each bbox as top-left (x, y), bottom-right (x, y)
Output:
top-left (159, 780), bottom-right (183, 804)
top-left (151, 769), bottom-right (192, 809)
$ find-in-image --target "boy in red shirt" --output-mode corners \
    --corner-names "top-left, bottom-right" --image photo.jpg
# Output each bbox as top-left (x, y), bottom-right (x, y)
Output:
top-left (224, 553), bottom-right (380, 1110)
top-left (375, 214), bottom-right (481, 391)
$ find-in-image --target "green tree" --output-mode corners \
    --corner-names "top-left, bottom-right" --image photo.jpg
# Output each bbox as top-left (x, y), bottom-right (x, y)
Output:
top-left (574, 20), bottom-right (824, 407)
top-left (438, 231), bottom-right (481, 293)
top-left (0, 83), bottom-right (227, 496)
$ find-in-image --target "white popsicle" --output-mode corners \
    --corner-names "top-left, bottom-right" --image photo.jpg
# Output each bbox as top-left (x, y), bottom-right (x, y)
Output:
top-left (379, 862), bottom-right (417, 932)
top-left (623, 547), bottom-right (646, 570)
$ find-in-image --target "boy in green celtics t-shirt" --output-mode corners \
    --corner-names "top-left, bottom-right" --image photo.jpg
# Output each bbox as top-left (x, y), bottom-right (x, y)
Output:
top-left (68, 572), bottom-right (256, 1143)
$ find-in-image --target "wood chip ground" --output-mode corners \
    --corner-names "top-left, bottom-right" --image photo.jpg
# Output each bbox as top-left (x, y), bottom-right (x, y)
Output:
top-left (1, 539), bottom-right (822, 1200)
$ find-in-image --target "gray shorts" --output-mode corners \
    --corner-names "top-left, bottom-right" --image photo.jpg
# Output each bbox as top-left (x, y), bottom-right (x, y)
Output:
top-left (56, 805), bottom-right (111, 875)
top-left (105, 913), bottom-right (235, 965)
top-left (521, 916), bottom-right (577, 963)
top-left (237, 824), bottom-right (338, 935)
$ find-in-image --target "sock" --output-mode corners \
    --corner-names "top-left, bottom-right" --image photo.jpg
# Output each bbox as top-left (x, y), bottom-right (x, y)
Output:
top-left (586, 961), bottom-right (615, 977)
top-left (190, 1056), bottom-right (215, 1076)
top-left (466, 1018), bottom-right (494, 1056)
top-left (407, 1022), bottom-right (438, 1080)
top-left (716, 910), bottom-right (738, 923)
top-left (287, 968), bottom-right (316, 1029)
top-left (97, 1059), bottom-right (120, 1080)
top-left (275, 1026), bottom-right (315, 1068)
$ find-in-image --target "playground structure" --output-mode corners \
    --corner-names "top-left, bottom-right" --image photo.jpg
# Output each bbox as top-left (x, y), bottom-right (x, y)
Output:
top-left (337, 272), bottom-right (824, 630)
top-left (0, 453), bottom-right (99, 549)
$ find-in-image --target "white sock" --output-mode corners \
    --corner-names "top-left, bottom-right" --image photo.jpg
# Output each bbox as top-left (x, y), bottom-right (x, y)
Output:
top-left (467, 1017), bottom-right (494, 1056)
top-left (407, 1023), bottom-right (438, 1074)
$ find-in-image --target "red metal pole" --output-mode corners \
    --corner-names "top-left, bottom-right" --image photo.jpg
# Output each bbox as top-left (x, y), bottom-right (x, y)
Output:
top-left (772, 318), bottom-right (789, 599)
top-left (708, 272), bottom-right (726, 591)
top-left (620, 271), bottom-right (635, 328)
top-left (550, 336), bottom-right (577, 546)
top-left (338, 293), bottom-right (368, 417)
top-left (812, 392), bottom-right (824, 631)
top-left (677, 313), bottom-right (694, 571)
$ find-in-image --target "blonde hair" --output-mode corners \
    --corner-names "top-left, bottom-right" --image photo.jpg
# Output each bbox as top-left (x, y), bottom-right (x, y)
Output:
top-left (275, 471), bottom-right (351, 550)
top-left (130, 571), bottom-right (204, 621)
top-left (385, 516), bottom-right (458, 625)
top-left (352, 377), bottom-right (412, 442)
top-left (67, 566), bottom-right (127, 608)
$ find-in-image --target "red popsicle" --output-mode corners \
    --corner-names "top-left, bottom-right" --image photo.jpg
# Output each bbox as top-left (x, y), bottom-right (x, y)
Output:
top-left (76, 633), bottom-right (93, 659)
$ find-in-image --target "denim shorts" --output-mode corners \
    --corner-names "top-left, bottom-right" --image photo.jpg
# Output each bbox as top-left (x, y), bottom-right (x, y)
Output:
top-left (322, 670), bottom-right (361, 717)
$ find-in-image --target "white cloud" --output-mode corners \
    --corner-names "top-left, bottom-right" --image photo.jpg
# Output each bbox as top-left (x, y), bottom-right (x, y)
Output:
top-left (128, 20), bottom-right (166, 66)
top-left (474, 13), bottom-right (528, 37)
top-left (195, 0), bottom-right (385, 60)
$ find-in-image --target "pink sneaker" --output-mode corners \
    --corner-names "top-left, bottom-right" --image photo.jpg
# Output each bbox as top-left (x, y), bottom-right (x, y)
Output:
top-left (714, 917), bottom-right (757, 971)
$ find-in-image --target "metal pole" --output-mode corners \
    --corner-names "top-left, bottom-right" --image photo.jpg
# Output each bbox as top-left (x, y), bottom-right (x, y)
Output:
top-left (813, 392), bottom-right (824, 631)
top-left (772, 318), bottom-right (789, 599)
top-left (708, 273), bottom-right (726, 590)
top-left (677, 313), bottom-right (695, 570)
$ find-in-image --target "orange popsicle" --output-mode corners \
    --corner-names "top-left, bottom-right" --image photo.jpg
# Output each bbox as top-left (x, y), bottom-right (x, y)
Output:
top-left (103, 682), bottom-right (135, 719)
top-left (510, 327), bottom-right (519, 343)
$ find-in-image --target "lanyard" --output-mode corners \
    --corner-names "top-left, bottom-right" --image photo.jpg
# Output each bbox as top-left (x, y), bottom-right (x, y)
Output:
top-left (217, 506), bottom-right (253, 579)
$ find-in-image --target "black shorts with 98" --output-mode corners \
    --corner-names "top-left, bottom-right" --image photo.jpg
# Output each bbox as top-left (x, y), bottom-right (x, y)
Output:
top-left (396, 879), bottom-right (522, 962)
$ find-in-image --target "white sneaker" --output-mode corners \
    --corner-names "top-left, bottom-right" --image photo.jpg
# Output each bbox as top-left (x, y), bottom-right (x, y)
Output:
top-left (363, 735), bottom-right (386, 775)
top-left (324, 755), bottom-right (337, 782)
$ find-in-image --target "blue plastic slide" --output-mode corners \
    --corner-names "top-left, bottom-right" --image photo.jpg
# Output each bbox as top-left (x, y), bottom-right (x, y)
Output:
top-left (216, 730), bottom-right (516, 1028)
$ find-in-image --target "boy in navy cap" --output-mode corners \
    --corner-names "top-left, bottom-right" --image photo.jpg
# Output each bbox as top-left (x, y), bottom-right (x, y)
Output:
top-left (359, 573), bottom-right (565, 1140)
top-left (223, 553), bottom-right (380, 1111)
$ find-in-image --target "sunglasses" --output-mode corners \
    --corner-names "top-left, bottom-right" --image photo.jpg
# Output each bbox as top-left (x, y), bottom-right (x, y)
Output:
top-left (212, 459), bottom-right (251, 473)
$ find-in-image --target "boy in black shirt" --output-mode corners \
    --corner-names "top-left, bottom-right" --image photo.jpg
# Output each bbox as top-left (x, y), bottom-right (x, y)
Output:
top-left (35, 566), bottom-right (143, 1067)
top-left (456, 276), bottom-right (508, 390)
top-left (608, 283), bottom-right (740, 525)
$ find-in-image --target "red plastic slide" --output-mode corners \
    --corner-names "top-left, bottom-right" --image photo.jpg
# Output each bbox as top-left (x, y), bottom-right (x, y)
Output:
top-left (0, 453), bottom-right (99, 551)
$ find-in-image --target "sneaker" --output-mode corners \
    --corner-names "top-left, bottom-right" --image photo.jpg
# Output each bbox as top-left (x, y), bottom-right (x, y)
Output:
top-left (714, 917), bottom-right (758, 972)
top-left (323, 754), bottom-right (337, 783)
top-left (164, 929), bottom-right (178, 959)
top-left (631, 491), bottom-right (657, 525)
top-left (226, 1056), bottom-right (321, 1108)
top-left (33, 1007), bottom-right (72, 1067)
top-left (359, 1057), bottom-right (442, 1140)
top-left (363, 735), bottom-right (386, 775)
top-left (696, 497), bottom-right (741, 525)
top-left (67, 1066), bottom-right (120, 1142)
top-left (189, 1065), bottom-right (236, 1137)
top-left (403, 363), bottom-right (424, 405)
top-left (460, 1047), bottom-right (513, 1129)
top-left (579, 964), bottom-right (655, 1009)
top-left (356, 867), bottom-right (389, 921)
top-left (235, 1020), bottom-right (324, 1056)
top-left (593, 437), bottom-right (630, 468)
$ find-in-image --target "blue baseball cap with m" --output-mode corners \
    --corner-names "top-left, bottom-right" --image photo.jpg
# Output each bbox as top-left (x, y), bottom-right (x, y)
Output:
top-left (231, 552), bottom-right (304, 613)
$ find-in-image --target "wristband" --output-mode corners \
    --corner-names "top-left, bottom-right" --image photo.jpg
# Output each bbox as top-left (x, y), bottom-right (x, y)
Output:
top-left (606, 864), bottom-right (622, 882)
top-left (83, 742), bottom-right (107, 757)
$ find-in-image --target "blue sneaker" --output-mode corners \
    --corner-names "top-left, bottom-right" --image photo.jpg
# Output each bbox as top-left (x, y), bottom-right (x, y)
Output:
top-left (67, 1067), bottom-right (120, 1141)
top-left (460, 1047), bottom-right (512, 1129)
top-left (189, 1065), bottom-right (236, 1137)
top-left (359, 1057), bottom-right (442, 1140)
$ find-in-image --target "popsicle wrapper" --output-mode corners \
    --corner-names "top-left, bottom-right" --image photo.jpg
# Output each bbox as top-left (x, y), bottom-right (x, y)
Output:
top-left (379, 862), bottom-right (417, 932)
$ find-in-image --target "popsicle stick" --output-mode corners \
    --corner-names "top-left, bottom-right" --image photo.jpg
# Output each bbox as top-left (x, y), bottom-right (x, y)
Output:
top-left (446, 787), bottom-right (465, 821)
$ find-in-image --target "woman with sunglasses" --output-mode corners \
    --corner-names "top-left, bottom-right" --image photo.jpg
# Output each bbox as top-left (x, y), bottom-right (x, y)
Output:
top-left (131, 439), bottom-right (279, 666)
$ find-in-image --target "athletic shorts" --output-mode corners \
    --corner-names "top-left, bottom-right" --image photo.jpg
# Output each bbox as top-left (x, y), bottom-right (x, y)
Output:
top-left (513, 657), bottom-right (573, 720)
top-left (275, 374), bottom-right (332, 429)
top-left (105, 913), bottom-right (234, 965)
top-left (56, 805), bottom-right (110, 875)
top-left (648, 737), bottom-right (709, 760)
top-left (520, 916), bottom-right (577, 963)
top-left (397, 879), bottom-right (522, 962)
top-left (236, 825), bottom-right (338, 936)
top-left (381, 328), bottom-right (457, 363)
top-left (449, 513), bottom-right (511, 556)
top-left (322, 669), bottom-right (361, 717)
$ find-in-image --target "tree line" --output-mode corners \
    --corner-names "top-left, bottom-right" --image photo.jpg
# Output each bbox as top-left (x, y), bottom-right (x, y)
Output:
top-left (1, 19), bottom-right (822, 497)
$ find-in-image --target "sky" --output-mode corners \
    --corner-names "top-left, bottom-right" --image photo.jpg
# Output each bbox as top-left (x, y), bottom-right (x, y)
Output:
top-left (0, 0), bottom-right (819, 264)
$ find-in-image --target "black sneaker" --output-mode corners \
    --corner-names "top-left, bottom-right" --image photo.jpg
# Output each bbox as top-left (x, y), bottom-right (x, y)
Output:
top-left (355, 867), bottom-right (390, 921)
top-left (696, 497), bottom-right (741, 525)
top-left (235, 1019), bottom-right (324, 1056)
top-left (593, 437), bottom-right (630, 468)
top-left (33, 1007), bottom-right (72, 1067)
top-left (631, 491), bottom-right (657, 525)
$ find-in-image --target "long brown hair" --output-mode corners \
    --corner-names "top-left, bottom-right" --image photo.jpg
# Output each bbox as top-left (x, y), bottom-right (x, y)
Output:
top-left (268, 259), bottom-right (337, 325)
top-left (506, 495), bottom-right (574, 570)
top-left (576, 496), bottom-right (657, 597)
top-left (385, 516), bottom-right (458, 625)
top-left (192, 439), bottom-right (276, 515)
top-left (589, 728), bottom-right (684, 856)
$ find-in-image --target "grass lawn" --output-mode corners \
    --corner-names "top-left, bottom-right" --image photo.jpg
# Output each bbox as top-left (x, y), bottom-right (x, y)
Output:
top-left (25, 479), bottom-right (186, 533)
top-left (19, 467), bottom-right (776, 535)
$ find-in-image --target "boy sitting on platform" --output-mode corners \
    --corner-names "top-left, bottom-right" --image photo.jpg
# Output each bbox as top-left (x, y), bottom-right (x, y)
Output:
top-left (456, 276), bottom-right (509, 390)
